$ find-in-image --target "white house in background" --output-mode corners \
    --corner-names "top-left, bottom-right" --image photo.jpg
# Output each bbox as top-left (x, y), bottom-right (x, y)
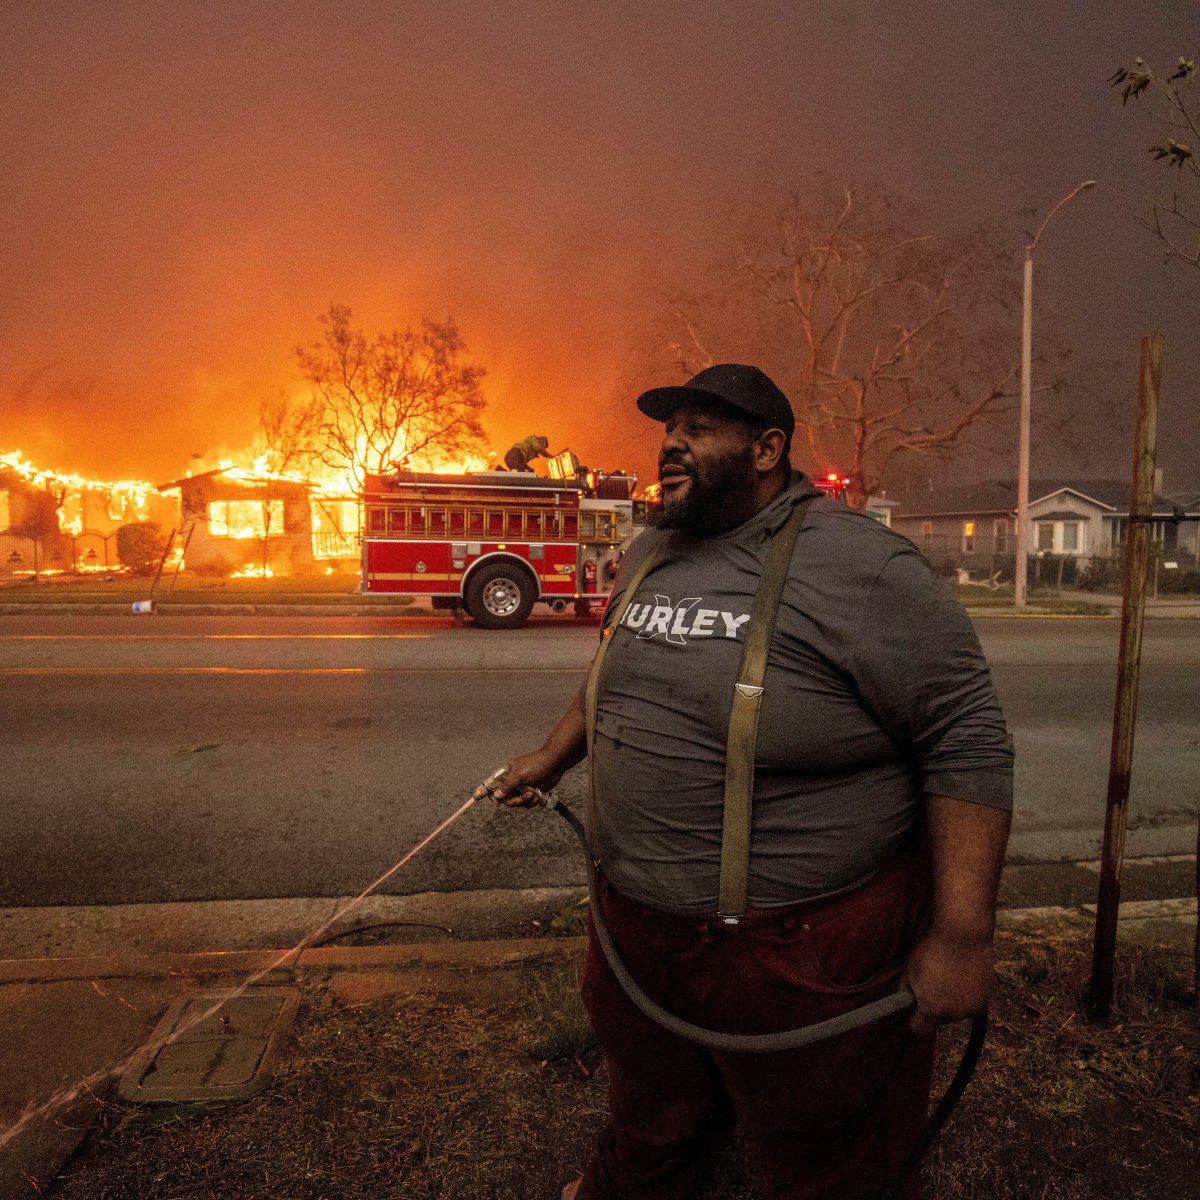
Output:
top-left (889, 478), bottom-right (1200, 561)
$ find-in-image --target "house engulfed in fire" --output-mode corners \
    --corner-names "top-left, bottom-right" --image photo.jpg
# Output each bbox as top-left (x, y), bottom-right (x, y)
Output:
top-left (157, 467), bottom-right (359, 576)
top-left (1, 451), bottom-right (176, 572)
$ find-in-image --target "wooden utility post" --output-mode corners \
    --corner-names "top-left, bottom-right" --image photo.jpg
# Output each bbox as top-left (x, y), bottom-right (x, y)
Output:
top-left (1086, 333), bottom-right (1164, 1020)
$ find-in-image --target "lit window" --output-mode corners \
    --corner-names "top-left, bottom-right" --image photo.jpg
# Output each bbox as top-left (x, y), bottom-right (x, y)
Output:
top-left (207, 500), bottom-right (284, 538)
top-left (962, 520), bottom-right (975, 554)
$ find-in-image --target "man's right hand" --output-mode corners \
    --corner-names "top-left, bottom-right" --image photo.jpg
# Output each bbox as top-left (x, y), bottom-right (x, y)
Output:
top-left (486, 750), bottom-right (564, 808)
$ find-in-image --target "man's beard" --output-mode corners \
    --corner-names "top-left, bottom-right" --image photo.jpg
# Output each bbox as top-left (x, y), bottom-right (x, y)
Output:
top-left (650, 444), bottom-right (759, 535)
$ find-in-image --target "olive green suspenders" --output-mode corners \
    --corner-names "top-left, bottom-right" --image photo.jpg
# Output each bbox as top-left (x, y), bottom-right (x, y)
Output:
top-left (584, 499), bottom-right (813, 923)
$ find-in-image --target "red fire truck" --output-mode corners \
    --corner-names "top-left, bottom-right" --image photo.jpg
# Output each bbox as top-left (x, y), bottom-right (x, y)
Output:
top-left (361, 456), bottom-right (642, 628)
top-left (812, 472), bottom-right (850, 502)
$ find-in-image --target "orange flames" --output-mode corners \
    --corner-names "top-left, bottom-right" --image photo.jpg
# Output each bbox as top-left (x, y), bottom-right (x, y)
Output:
top-left (0, 450), bottom-right (158, 536)
top-left (3, 441), bottom-right (496, 578)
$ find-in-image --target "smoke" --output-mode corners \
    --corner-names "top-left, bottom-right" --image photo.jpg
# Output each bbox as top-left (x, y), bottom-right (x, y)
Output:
top-left (1, 1), bottom-right (1197, 490)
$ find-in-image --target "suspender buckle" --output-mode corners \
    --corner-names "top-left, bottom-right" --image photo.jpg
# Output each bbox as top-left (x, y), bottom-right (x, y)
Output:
top-left (720, 914), bottom-right (741, 927)
top-left (734, 683), bottom-right (764, 700)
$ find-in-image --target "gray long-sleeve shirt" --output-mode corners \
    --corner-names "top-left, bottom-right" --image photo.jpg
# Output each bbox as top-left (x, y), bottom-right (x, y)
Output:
top-left (590, 473), bottom-right (1014, 914)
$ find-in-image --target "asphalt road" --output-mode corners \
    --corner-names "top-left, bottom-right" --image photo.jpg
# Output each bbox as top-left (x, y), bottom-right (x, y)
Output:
top-left (0, 613), bottom-right (1197, 907)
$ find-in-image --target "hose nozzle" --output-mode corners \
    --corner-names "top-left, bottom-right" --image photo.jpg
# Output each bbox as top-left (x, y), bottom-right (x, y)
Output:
top-left (473, 765), bottom-right (557, 808)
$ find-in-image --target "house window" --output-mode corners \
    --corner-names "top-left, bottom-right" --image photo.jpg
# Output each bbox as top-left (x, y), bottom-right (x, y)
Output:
top-left (994, 519), bottom-right (1009, 553)
top-left (962, 521), bottom-right (975, 554)
top-left (921, 520), bottom-right (933, 552)
top-left (1037, 523), bottom-right (1055, 552)
top-left (1062, 522), bottom-right (1080, 553)
top-left (207, 500), bottom-right (284, 538)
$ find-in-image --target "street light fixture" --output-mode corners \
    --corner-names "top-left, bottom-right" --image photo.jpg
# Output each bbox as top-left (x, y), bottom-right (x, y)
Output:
top-left (1014, 179), bottom-right (1097, 608)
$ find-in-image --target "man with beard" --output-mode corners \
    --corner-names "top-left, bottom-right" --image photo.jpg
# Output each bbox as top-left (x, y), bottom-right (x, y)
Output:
top-left (491, 364), bottom-right (1013, 1200)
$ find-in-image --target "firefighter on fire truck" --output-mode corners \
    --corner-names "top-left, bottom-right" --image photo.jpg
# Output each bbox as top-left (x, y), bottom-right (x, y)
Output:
top-left (503, 434), bottom-right (552, 472)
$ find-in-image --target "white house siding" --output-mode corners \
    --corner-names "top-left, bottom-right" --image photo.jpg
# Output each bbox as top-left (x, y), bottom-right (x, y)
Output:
top-left (1027, 492), bottom-right (1108, 556)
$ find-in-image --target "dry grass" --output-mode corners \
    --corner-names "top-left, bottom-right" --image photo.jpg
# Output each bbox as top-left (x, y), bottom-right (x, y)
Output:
top-left (50, 930), bottom-right (1198, 1200)
top-left (923, 930), bottom-right (1198, 1200)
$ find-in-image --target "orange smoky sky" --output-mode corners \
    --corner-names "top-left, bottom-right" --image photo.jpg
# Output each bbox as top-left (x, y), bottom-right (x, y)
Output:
top-left (2, 1), bottom-right (1198, 491)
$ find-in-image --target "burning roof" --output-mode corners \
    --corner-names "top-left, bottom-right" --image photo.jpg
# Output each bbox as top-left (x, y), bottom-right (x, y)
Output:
top-left (0, 449), bottom-right (161, 535)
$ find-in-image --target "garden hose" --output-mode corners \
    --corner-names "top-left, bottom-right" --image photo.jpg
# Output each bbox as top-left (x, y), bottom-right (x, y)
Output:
top-left (549, 791), bottom-right (986, 1196)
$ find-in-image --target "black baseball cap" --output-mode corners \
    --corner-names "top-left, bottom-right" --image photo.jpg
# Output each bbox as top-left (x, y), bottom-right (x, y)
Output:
top-left (636, 363), bottom-right (795, 438)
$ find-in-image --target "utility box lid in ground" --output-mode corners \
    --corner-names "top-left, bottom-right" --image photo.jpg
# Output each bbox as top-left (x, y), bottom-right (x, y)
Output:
top-left (116, 986), bottom-right (299, 1104)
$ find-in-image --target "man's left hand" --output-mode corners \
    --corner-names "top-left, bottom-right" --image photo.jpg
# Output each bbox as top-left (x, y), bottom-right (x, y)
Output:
top-left (901, 929), bottom-right (994, 1037)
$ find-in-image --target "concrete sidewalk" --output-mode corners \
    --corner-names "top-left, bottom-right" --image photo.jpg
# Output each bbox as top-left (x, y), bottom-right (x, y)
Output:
top-left (1, 895), bottom-right (1195, 1199)
top-left (0, 937), bottom-right (583, 1199)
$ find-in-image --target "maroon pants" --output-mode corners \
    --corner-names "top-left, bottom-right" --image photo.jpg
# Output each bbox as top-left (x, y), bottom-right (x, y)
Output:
top-left (577, 846), bottom-right (935, 1200)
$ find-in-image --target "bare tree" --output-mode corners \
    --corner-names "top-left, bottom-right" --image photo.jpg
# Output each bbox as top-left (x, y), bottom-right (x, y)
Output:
top-left (297, 305), bottom-right (488, 491)
top-left (255, 390), bottom-right (318, 477)
top-left (648, 182), bottom-right (1066, 507)
top-left (248, 392), bottom-right (320, 575)
top-left (1109, 56), bottom-right (1200, 270)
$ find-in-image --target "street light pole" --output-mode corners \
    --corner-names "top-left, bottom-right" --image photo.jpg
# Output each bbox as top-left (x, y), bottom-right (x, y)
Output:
top-left (1013, 180), bottom-right (1097, 609)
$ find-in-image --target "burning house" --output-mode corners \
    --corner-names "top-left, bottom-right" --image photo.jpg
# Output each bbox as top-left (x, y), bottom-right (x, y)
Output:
top-left (157, 466), bottom-right (359, 576)
top-left (1, 451), bottom-right (177, 577)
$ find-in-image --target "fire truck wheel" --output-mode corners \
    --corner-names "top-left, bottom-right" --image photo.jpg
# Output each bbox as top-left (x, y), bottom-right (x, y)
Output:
top-left (463, 561), bottom-right (537, 629)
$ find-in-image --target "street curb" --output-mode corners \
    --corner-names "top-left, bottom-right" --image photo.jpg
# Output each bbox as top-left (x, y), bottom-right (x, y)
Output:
top-left (0, 936), bottom-right (586, 984)
top-left (4, 896), bottom-right (1197, 985)
top-left (3, 602), bottom-right (1199, 619)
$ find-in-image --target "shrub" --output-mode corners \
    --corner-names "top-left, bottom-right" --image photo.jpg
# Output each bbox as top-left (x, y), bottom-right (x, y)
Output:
top-left (115, 522), bottom-right (168, 575)
top-left (1159, 566), bottom-right (1200, 594)
top-left (1078, 557), bottom-right (1122, 593)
